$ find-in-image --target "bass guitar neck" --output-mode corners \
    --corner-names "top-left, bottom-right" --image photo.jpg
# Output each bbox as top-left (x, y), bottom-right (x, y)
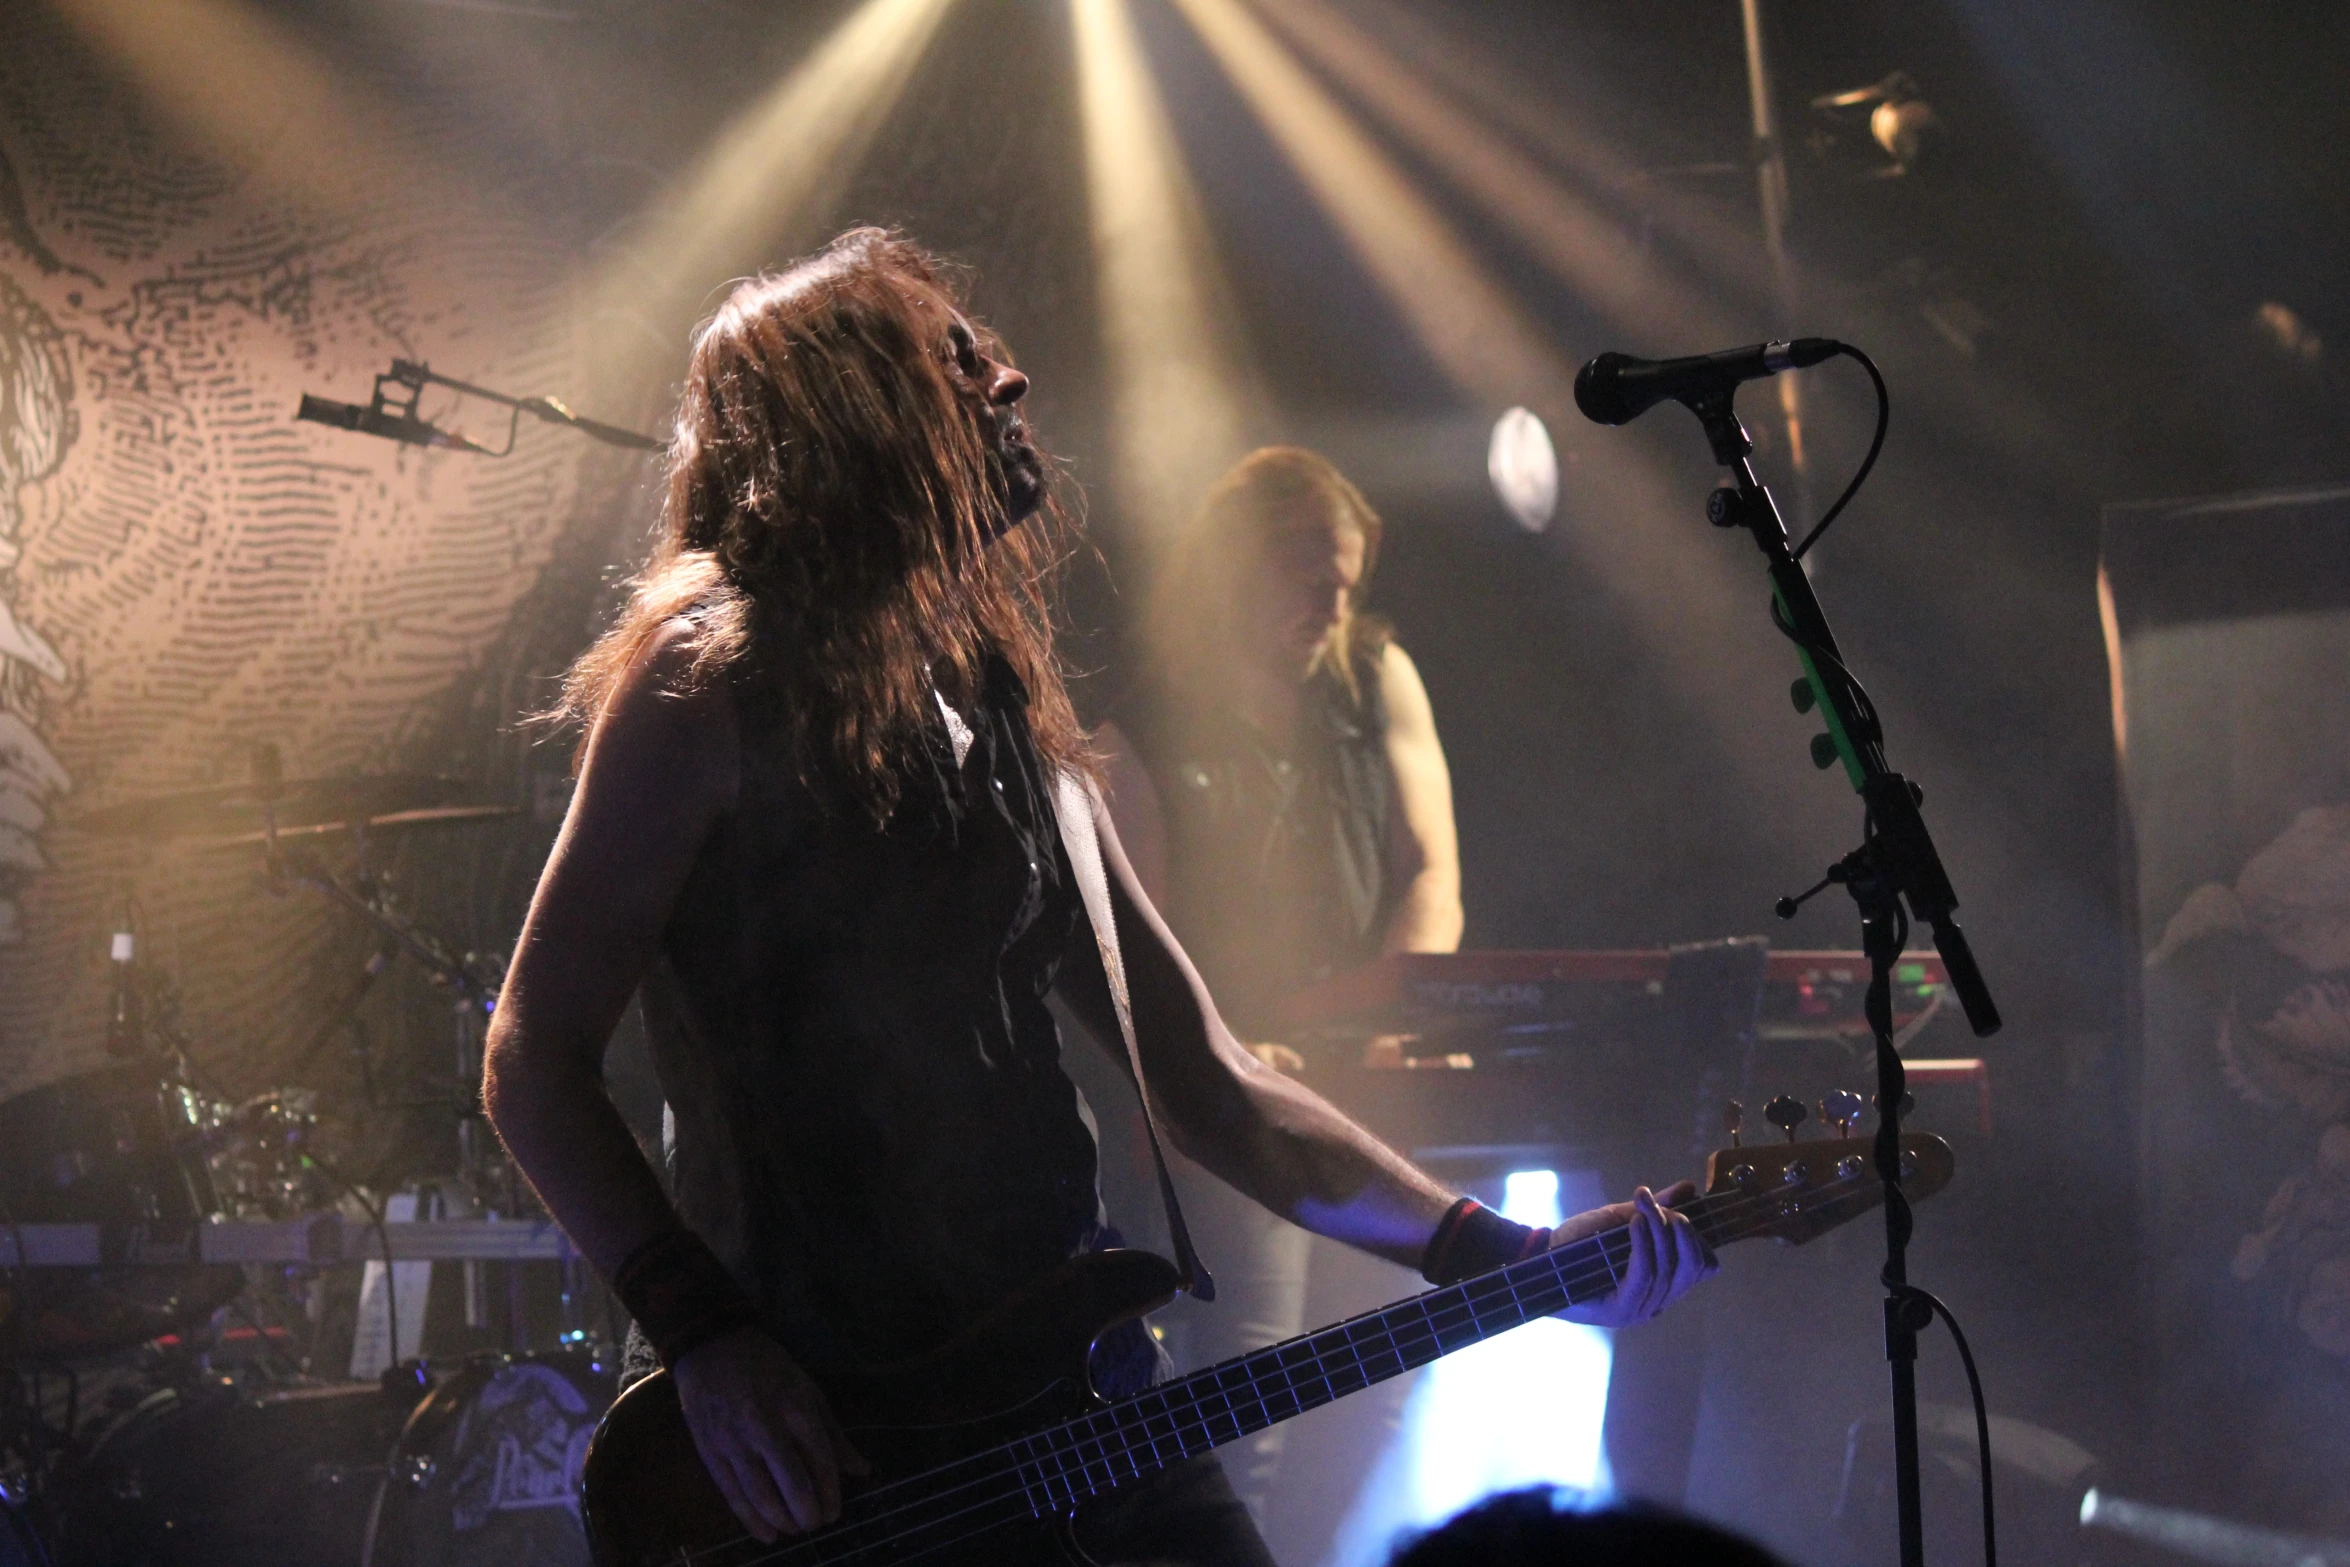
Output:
top-left (581, 1130), bottom-right (1953, 1566)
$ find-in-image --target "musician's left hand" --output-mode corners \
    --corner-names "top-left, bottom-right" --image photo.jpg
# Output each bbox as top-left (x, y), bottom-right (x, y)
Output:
top-left (1551, 1182), bottom-right (1717, 1327)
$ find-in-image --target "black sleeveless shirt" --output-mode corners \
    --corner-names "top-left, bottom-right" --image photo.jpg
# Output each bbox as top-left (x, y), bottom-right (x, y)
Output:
top-left (1121, 642), bottom-right (1398, 1039)
top-left (639, 655), bottom-right (1126, 1375)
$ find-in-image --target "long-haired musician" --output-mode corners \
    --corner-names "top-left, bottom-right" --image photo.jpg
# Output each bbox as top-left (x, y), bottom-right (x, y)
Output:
top-left (482, 228), bottom-right (1714, 1562)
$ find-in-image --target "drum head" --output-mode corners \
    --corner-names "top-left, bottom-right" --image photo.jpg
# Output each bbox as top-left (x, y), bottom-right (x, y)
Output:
top-left (368, 1352), bottom-right (616, 1567)
top-left (55, 1378), bottom-right (413, 1567)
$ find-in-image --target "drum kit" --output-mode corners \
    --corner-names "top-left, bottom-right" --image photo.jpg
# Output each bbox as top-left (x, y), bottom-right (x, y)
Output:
top-left (0, 755), bottom-right (617, 1567)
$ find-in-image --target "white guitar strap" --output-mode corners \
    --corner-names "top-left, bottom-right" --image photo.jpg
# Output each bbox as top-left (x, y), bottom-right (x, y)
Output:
top-left (1054, 771), bottom-right (1216, 1302)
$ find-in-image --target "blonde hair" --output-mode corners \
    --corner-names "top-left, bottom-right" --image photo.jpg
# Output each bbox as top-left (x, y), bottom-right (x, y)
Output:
top-left (1145, 445), bottom-right (1386, 703)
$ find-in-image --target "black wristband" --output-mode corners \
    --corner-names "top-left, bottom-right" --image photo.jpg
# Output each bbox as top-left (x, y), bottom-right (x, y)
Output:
top-left (1422, 1197), bottom-right (1548, 1286)
top-left (611, 1228), bottom-right (762, 1368)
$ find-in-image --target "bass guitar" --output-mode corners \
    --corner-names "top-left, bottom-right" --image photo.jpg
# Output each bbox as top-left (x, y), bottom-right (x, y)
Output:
top-left (581, 1127), bottom-right (1954, 1566)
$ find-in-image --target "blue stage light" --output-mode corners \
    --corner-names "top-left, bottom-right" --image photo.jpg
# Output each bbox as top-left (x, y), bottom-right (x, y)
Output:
top-left (1326, 1170), bottom-right (1616, 1567)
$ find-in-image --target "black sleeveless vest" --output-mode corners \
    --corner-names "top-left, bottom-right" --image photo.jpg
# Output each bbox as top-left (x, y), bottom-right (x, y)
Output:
top-left (638, 656), bottom-right (1121, 1375)
top-left (1122, 644), bottom-right (1398, 1039)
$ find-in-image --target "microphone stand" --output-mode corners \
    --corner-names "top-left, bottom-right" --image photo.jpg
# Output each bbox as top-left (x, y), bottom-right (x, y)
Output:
top-left (296, 358), bottom-right (662, 456)
top-left (1679, 387), bottom-right (2001, 1567)
top-left (385, 359), bottom-right (664, 454)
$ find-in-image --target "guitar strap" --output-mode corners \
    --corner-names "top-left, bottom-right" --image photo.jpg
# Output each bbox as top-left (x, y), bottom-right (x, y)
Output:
top-left (1054, 771), bottom-right (1216, 1302)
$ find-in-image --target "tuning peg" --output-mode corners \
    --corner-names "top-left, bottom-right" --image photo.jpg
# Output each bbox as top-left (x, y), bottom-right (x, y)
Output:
top-left (1790, 678), bottom-right (1816, 714)
top-left (1820, 1089), bottom-right (1865, 1138)
top-left (1874, 1089), bottom-right (1917, 1119)
top-left (1724, 1099), bottom-right (1745, 1149)
top-left (1809, 734), bottom-right (1841, 770)
top-left (1764, 1095), bottom-right (1808, 1142)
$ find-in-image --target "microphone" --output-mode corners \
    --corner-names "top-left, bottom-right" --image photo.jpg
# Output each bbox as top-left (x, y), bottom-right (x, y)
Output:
top-left (104, 914), bottom-right (142, 1057)
top-left (1574, 338), bottom-right (1841, 426)
top-left (296, 393), bottom-right (493, 454)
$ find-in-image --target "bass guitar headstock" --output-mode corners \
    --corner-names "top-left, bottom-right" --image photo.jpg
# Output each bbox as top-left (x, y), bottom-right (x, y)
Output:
top-left (1700, 1092), bottom-right (1956, 1247)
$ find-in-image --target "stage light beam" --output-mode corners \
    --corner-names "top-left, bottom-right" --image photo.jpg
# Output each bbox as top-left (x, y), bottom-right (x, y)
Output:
top-left (1166, 0), bottom-right (1569, 411)
top-left (582, 0), bottom-right (960, 395)
top-left (1248, 0), bottom-right (1743, 354)
top-left (1072, 0), bottom-right (1264, 548)
top-left (43, 0), bottom-right (483, 227)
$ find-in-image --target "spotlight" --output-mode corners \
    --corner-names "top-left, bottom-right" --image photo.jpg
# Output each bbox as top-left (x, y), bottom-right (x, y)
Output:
top-left (1487, 407), bottom-right (1558, 533)
top-left (1810, 71), bottom-right (1937, 178)
top-left (2254, 300), bottom-right (2325, 365)
top-left (1869, 97), bottom-right (1937, 170)
top-left (578, 0), bottom-right (959, 399)
top-left (1169, 0), bottom-right (1570, 407)
top-left (1501, 1169), bottom-right (1564, 1227)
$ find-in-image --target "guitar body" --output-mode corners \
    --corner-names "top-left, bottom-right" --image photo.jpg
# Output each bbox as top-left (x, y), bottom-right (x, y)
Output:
top-left (580, 1248), bottom-right (1185, 1567)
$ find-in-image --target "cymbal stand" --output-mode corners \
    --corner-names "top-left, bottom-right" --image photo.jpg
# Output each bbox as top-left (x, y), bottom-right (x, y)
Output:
top-left (262, 802), bottom-right (513, 1333)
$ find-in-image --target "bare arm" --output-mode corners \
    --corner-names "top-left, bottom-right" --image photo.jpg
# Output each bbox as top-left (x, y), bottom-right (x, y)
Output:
top-left (1053, 780), bottom-right (1454, 1265)
top-left (1053, 782), bottom-right (1712, 1319)
top-left (483, 627), bottom-right (859, 1541)
top-left (484, 625), bottom-right (735, 1277)
top-left (1378, 641), bottom-right (1464, 954)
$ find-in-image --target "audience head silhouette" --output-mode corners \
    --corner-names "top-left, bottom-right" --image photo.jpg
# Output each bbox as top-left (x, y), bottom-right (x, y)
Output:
top-left (1391, 1487), bottom-right (1795, 1567)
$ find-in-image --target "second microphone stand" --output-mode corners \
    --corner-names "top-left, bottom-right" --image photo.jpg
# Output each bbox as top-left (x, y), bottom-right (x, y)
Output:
top-left (1684, 387), bottom-right (2000, 1567)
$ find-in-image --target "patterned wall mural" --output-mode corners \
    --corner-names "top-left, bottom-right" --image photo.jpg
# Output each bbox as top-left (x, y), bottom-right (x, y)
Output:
top-left (0, 7), bottom-right (621, 1118)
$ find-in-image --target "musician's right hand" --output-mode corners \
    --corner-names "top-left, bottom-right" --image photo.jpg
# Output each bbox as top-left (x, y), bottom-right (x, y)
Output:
top-left (671, 1325), bottom-right (870, 1541)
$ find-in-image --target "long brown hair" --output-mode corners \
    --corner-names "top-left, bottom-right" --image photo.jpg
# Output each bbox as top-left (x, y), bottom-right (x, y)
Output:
top-left (552, 228), bottom-right (1089, 821)
top-left (1145, 445), bottom-right (1387, 704)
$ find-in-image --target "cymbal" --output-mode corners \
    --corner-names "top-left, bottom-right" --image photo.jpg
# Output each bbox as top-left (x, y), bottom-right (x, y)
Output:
top-left (67, 775), bottom-right (494, 840)
top-left (201, 803), bottom-right (521, 848)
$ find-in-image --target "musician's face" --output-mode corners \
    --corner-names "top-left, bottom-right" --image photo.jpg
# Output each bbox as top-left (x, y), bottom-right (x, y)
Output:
top-left (941, 312), bottom-right (1043, 537)
top-left (1243, 520), bottom-right (1366, 677)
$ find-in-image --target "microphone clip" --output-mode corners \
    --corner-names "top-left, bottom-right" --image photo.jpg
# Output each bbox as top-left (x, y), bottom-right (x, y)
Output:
top-left (1685, 388), bottom-right (1755, 467)
top-left (297, 361), bottom-right (505, 456)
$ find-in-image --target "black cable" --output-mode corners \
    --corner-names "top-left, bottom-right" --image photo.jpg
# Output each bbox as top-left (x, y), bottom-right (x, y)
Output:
top-left (350, 1187), bottom-right (401, 1374)
top-left (1892, 1283), bottom-right (1998, 1567)
top-left (0, 1192), bottom-right (28, 1371)
top-left (224, 1295), bottom-right (300, 1382)
top-left (1866, 884), bottom-right (1993, 1567)
top-left (1790, 343), bottom-right (1890, 560)
top-left (302, 1151), bottom-right (402, 1374)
